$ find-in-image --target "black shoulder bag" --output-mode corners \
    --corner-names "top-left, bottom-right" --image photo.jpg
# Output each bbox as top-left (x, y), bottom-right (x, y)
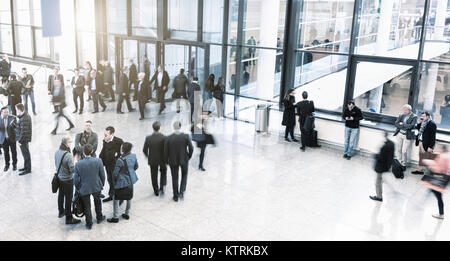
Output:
top-left (114, 156), bottom-right (134, 201)
top-left (52, 152), bottom-right (69, 194)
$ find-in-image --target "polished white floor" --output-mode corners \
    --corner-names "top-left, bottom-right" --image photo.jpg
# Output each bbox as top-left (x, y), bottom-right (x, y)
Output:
top-left (0, 67), bottom-right (449, 241)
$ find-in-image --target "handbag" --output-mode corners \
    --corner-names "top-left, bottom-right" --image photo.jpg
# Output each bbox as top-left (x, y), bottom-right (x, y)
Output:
top-left (114, 157), bottom-right (134, 201)
top-left (52, 151), bottom-right (69, 194)
top-left (421, 170), bottom-right (450, 191)
top-left (72, 191), bottom-right (85, 218)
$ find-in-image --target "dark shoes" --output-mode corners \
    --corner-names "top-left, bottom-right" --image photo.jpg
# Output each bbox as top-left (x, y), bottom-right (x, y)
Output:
top-left (159, 189), bottom-right (165, 196)
top-left (180, 192), bottom-right (184, 200)
top-left (92, 111), bottom-right (99, 114)
top-left (412, 170), bottom-right (424, 175)
top-left (285, 138), bottom-right (291, 142)
top-left (100, 194), bottom-right (105, 199)
top-left (300, 147), bottom-right (306, 152)
top-left (107, 218), bottom-right (119, 223)
top-left (13, 165), bottom-right (16, 171)
top-left (103, 197), bottom-right (113, 203)
top-left (369, 196), bottom-right (383, 202)
top-left (72, 110), bottom-right (77, 114)
top-left (199, 166), bottom-right (206, 171)
top-left (4, 165), bottom-right (9, 172)
top-left (86, 224), bottom-right (92, 230)
top-left (66, 125), bottom-right (75, 131)
top-left (117, 111), bottom-right (124, 114)
top-left (129, 108), bottom-right (136, 112)
top-left (19, 168), bottom-right (25, 172)
top-left (66, 218), bottom-right (81, 225)
top-left (50, 130), bottom-right (57, 135)
top-left (79, 111), bottom-right (83, 115)
top-left (402, 165), bottom-right (407, 171)
top-left (19, 171), bottom-right (31, 176)
top-left (347, 156), bottom-right (351, 160)
top-left (122, 214), bottom-right (129, 220)
top-left (58, 213), bottom-right (65, 218)
top-left (97, 215), bottom-right (106, 224)
top-left (343, 154), bottom-right (348, 158)
top-left (292, 139), bottom-right (299, 142)
top-left (102, 106), bottom-right (107, 112)
top-left (139, 117), bottom-right (144, 121)
top-left (173, 196), bottom-right (178, 202)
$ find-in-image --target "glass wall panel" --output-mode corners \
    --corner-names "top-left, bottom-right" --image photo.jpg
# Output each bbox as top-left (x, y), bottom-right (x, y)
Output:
top-left (228, 0), bottom-right (239, 44)
top-left (203, 0), bottom-right (224, 43)
top-left (355, 0), bottom-right (425, 59)
top-left (294, 52), bottom-right (347, 111)
top-left (15, 25), bottom-right (32, 57)
top-left (13, 0), bottom-right (31, 26)
top-left (423, 0), bottom-right (450, 62)
top-left (417, 62), bottom-right (450, 130)
top-left (226, 46), bottom-right (237, 93)
top-left (132, 0), bottom-right (157, 37)
top-left (107, 0), bottom-right (127, 35)
top-left (209, 45), bottom-right (222, 80)
top-left (31, 0), bottom-right (41, 26)
top-left (242, 0), bottom-right (287, 48)
top-left (34, 28), bottom-right (51, 58)
top-left (0, 24), bottom-right (14, 54)
top-left (353, 61), bottom-right (413, 116)
top-left (77, 31), bottom-right (97, 67)
top-left (168, 0), bottom-right (198, 41)
top-left (298, 0), bottom-right (354, 53)
top-left (76, 0), bottom-right (96, 32)
top-left (0, 2), bottom-right (11, 24)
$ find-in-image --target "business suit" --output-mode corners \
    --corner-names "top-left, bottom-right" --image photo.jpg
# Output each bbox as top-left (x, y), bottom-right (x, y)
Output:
top-left (129, 63), bottom-right (138, 100)
top-left (0, 115), bottom-right (17, 168)
top-left (296, 100), bottom-right (315, 149)
top-left (89, 75), bottom-right (107, 112)
top-left (48, 74), bottom-right (64, 95)
top-left (150, 71), bottom-right (170, 114)
top-left (116, 73), bottom-right (133, 113)
top-left (143, 132), bottom-right (167, 195)
top-left (164, 132), bottom-right (194, 200)
top-left (16, 111), bottom-right (32, 173)
top-left (394, 113), bottom-right (417, 166)
top-left (74, 131), bottom-right (98, 158)
top-left (73, 157), bottom-right (106, 226)
top-left (71, 75), bottom-right (85, 113)
top-left (7, 80), bottom-right (23, 116)
top-left (99, 136), bottom-right (123, 197)
top-left (137, 79), bottom-right (149, 119)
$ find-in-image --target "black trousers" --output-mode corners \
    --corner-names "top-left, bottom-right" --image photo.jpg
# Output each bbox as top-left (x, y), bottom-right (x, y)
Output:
top-left (431, 189), bottom-right (444, 215)
top-left (150, 163), bottom-right (167, 194)
top-left (73, 91), bottom-right (84, 112)
top-left (92, 91), bottom-right (106, 112)
top-left (300, 127), bottom-right (308, 148)
top-left (80, 192), bottom-right (102, 226)
top-left (285, 125), bottom-right (295, 139)
top-left (158, 90), bottom-right (166, 113)
top-left (19, 142), bottom-right (31, 171)
top-left (138, 97), bottom-right (147, 119)
top-left (130, 81), bottom-right (138, 99)
top-left (2, 138), bottom-right (17, 166)
top-left (117, 93), bottom-right (133, 112)
top-left (53, 106), bottom-right (74, 132)
top-left (170, 163), bottom-right (188, 198)
top-left (190, 103), bottom-right (195, 123)
top-left (105, 164), bottom-right (115, 197)
top-left (58, 179), bottom-right (74, 221)
top-left (104, 83), bottom-right (115, 100)
top-left (199, 145), bottom-right (206, 168)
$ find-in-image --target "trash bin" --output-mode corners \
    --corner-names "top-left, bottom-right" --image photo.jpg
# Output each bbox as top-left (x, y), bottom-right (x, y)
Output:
top-left (255, 104), bottom-right (270, 132)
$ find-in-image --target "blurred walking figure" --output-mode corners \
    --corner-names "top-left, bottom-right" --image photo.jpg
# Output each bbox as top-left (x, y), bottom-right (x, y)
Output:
top-left (48, 67), bottom-right (64, 113)
top-left (191, 112), bottom-right (215, 172)
top-left (421, 144), bottom-right (450, 219)
top-left (203, 74), bottom-right (215, 113)
top-left (370, 132), bottom-right (395, 202)
top-left (103, 61), bottom-right (115, 102)
top-left (51, 78), bottom-right (75, 135)
top-left (187, 77), bottom-right (201, 123)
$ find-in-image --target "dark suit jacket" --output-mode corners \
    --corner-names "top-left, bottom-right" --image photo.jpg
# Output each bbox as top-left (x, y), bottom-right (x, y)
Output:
top-left (137, 79), bottom-right (149, 100)
top-left (89, 75), bottom-right (105, 93)
top-left (374, 139), bottom-right (395, 173)
top-left (164, 132), bottom-right (194, 166)
top-left (75, 131), bottom-right (98, 157)
top-left (150, 71), bottom-right (170, 92)
top-left (143, 132), bottom-right (167, 166)
top-left (71, 75), bottom-right (85, 95)
top-left (73, 157), bottom-right (106, 196)
top-left (48, 74), bottom-right (64, 93)
top-left (296, 100), bottom-right (315, 126)
top-left (129, 64), bottom-right (138, 83)
top-left (416, 121), bottom-right (437, 151)
top-left (52, 85), bottom-right (66, 108)
top-left (117, 73), bottom-right (129, 95)
top-left (394, 113), bottom-right (418, 140)
top-left (99, 136), bottom-right (123, 167)
top-left (7, 80), bottom-right (23, 105)
top-left (0, 115), bottom-right (16, 144)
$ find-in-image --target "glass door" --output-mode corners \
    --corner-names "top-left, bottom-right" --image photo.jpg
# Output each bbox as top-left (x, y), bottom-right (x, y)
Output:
top-left (138, 41), bottom-right (157, 76)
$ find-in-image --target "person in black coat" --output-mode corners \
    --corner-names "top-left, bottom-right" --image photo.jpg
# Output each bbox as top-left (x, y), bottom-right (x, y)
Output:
top-left (143, 121), bottom-right (167, 196)
top-left (6, 74), bottom-right (23, 116)
top-left (370, 132), bottom-right (395, 202)
top-left (343, 101), bottom-right (363, 159)
top-left (282, 89), bottom-right (298, 142)
top-left (116, 66), bottom-right (135, 114)
top-left (150, 65), bottom-right (170, 114)
top-left (296, 91), bottom-right (315, 151)
top-left (89, 70), bottom-right (107, 113)
top-left (15, 103), bottom-right (32, 176)
top-left (164, 121), bottom-right (194, 202)
top-left (0, 54), bottom-right (11, 82)
top-left (191, 113), bottom-right (215, 172)
top-left (137, 72), bottom-right (149, 120)
top-left (129, 59), bottom-right (138, 101)
top-left (99, 126), bottom-right (123, 202)
top-left (172, 69), bottom-right (189, 113)
top-left (71, 68), bottom-right (85, 114)
top-left (51, 78), bottom-right (75, 135)
top-left (412, 111), bottom-right (437, 175)
top-left (0, 106), bottom-right (17, 172)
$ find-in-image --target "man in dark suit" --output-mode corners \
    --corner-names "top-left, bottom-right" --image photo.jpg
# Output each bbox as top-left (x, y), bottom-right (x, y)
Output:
top-left (187, 77), bottom-right (201, 123)
top-left (15, 103), bottom-right (32, 176)
top-left (412, 111), bottom-right (437, 175)
top-left (99, 126), bottom-right (123, 202)
top-left (71, 68), bottom-right (85, 114)
top-left (0, 106), bottom-right (17, 171)
top-left (296, 91), bottom-right (315, 152)
top-left (116, 66), bottom-right (135, 114)
top-left (74, 120), bottom-right (98, 158)
top-left (73, 144), bottom-right (106, 230)
top-left (129, 59), bottom-right (138, 101)
top-left (48, 67), bottom-right (64, 113)
top-left (164, 121), bottom-right (194, 202)
top-left (150, 65), bottom-right (170, 115)
top-left (143, 121), bottom-right (167, 196)
top-left (89, 69), bottom-right (107, 113)
top-left (137, 72), bottom-right (149, 120)
top-left (144, 55), bottom-right (150, 85)
top-left (6, 74), bottom-right (23, 116)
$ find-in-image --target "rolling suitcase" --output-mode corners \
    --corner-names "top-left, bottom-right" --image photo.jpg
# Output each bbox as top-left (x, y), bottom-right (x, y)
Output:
top-left (392, 159), bottom-right (404, 179)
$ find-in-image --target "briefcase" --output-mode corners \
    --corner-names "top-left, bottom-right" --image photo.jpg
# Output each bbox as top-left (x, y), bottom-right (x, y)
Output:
top-left (419, 152), bottom-right (438, 166)
top-left (391, 159), bottom-right (404, 179)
